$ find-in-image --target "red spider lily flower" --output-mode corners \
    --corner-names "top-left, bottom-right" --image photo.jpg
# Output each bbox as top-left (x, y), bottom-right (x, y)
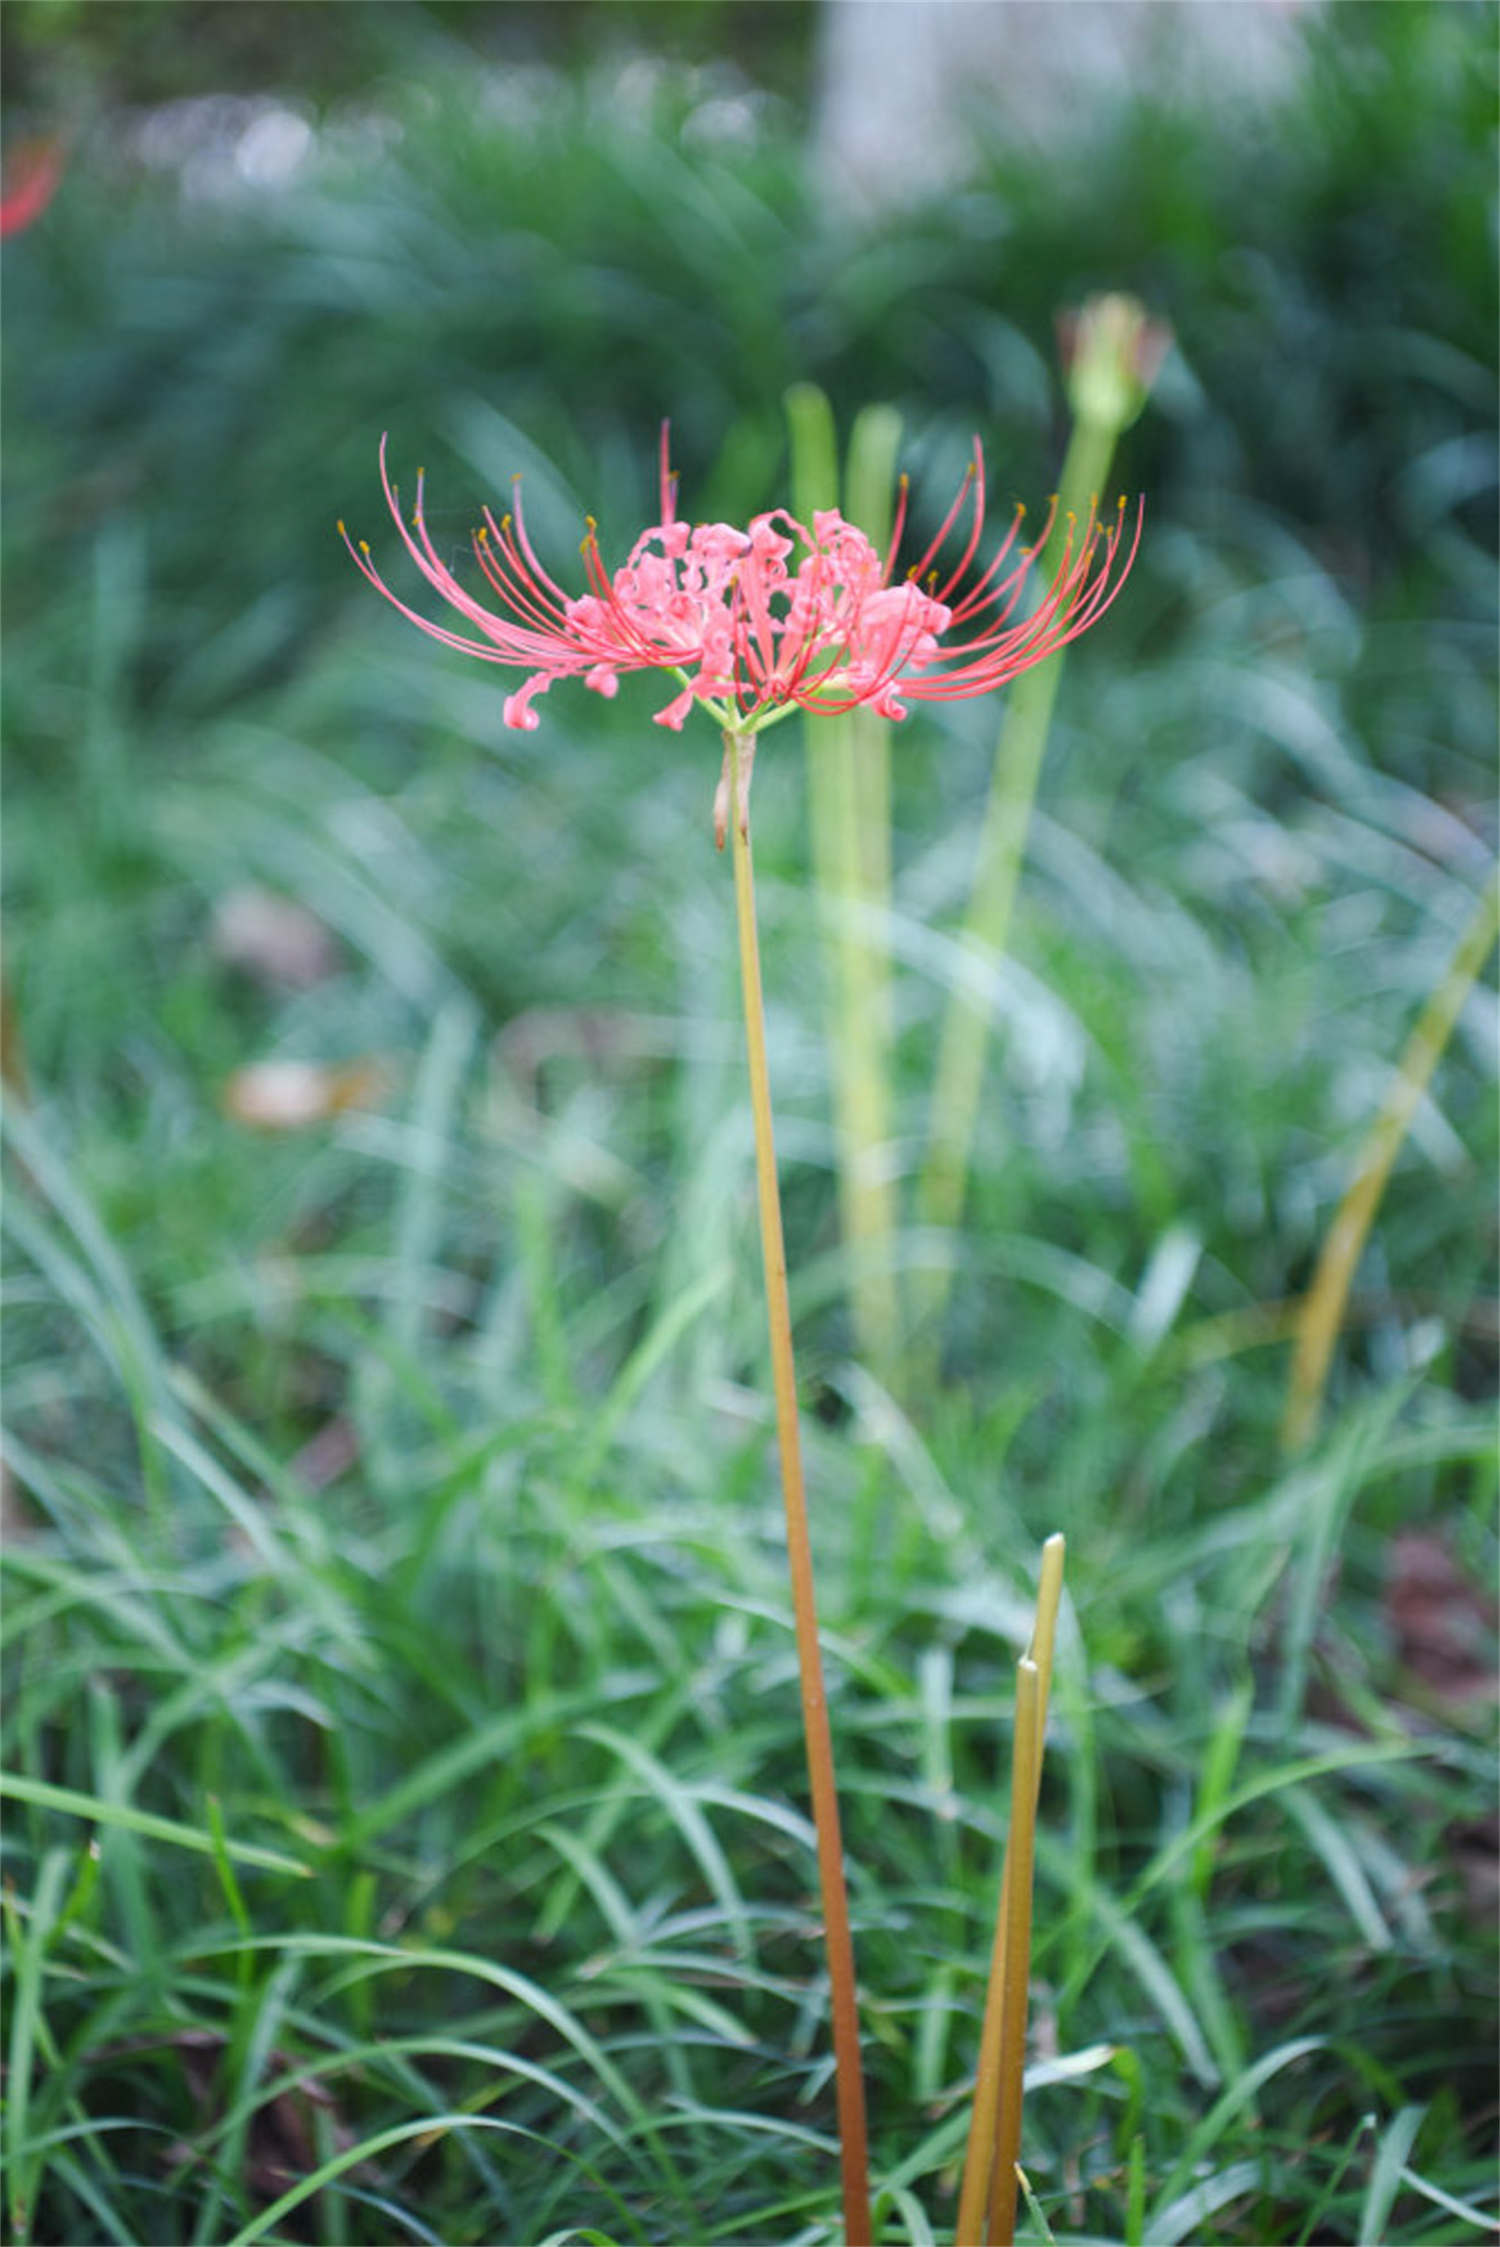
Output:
top-left (343, 426), bottom-right (1139, 747)
top-left (0, 136), bottom-right (64, 239)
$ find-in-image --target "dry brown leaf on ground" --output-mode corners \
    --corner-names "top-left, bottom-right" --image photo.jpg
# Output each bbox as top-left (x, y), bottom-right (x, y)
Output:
top-left (288, 1414), bottom-right (361, 1491)
top-left (1385, 1529), bottom-right (1498, 1707)
top-left (212, 886), bottom-right (341, 990)
top-left (165, 2030), bottom-right (359, 2206)
top-left (221, 1058), bottom-right (388, 1130)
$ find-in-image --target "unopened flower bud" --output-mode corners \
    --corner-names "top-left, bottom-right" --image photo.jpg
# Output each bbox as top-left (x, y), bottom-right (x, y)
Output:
top-left (1058, 294), bottom-right (1172, 436)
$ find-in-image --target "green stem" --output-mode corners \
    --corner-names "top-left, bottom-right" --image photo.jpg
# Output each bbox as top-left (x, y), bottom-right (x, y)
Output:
top-left (726, 727), bottom-right (873, 2245)
top-left (913, 414), bottom-right (1117, 1362)
top-left (1282, 863), bottom-right (1500, 1450)
top-left (788, 385), bottom-right (903, 1382)
top-left (842, 406), bottom-right (903, 1380)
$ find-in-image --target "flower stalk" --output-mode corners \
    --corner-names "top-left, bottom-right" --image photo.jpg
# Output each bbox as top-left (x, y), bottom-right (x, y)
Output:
top-left (1282, 862), bottom-right (1500, 1450)
top-left (913, 300), bottom-right (1166, 1372)
top-left (346, 425), bottom-right (1138, 2243)
top-left (726, 725), bottom-right (873, 2246)
top-left (954, 1534), bottom-right (1065, 2247)
top-left (787, 384), bottom-right (904, 1383)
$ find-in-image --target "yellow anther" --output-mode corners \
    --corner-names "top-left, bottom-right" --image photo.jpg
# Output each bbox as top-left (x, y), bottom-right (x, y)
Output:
top-left (336, 520), bottom-right (346, 536)
top-left (359, 540), bottom-right (371, 555)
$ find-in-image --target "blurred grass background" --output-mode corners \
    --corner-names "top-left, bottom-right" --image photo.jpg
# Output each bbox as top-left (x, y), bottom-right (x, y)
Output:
top-left (2, 4), bottom-right (1496, 2242)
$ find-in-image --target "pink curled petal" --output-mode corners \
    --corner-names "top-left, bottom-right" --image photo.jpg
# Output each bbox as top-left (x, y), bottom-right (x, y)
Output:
top-left (503, 674), bottom-right (552, 730)
top-left (652, 685), bottom-right (698, 731)
top-left (585, 666), bottom-right (620, 699)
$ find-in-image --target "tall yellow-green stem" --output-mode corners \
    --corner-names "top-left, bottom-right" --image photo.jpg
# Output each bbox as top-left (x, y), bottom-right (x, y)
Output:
top-left (912, 411), bottom-right (1115, 1361)
top-left (726, 725), bottom-right (873, 2245)
top-left (1282, 863), bottom-right (1500, 1450)
top-left (914, 296), bottom-right (1167, 1378)
top-left (954, 1535), bottom-right (1065, 2247)
top-left (787, 384), bottom-right (903, 1384)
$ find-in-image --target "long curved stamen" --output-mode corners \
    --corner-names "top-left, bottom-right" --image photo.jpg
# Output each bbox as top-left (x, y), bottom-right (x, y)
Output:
top-left (929, 440), bottom-right (990, 605)
top-left (942, 499), bottom-right (1037, 628)
top-left (504, 477), bottom-right (576, 608)
top-left (879, 474), bottom-right (911, 589)
top-left (384, 448), bottom-right (554, 658)
top-left (341, 524), bottom-right (558, 667)
top-left (904, 444), bottom-right (980, 588)
top-left (469, 507), bottom-right (579, 638)
top-left (899, 500), bottom-right (1142, 699)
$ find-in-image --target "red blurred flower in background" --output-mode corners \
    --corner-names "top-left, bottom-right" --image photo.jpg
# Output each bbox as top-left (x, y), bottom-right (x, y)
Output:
top-left (0, 136), bottom-right (64, 239)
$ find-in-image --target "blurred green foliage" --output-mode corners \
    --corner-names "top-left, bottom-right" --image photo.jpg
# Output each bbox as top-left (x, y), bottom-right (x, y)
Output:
top-left (4, 0), bottom-right (817, 110)
top-left (3, 1), bottom-right (1493, 791)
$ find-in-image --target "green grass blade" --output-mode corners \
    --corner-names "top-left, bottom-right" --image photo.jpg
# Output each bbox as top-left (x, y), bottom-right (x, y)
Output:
top-left (0, 1774), bottom-right (310, 1877)
top-left (1283, 1783), bottom-right (1391, 1951)
top-left (222, 2116), bottom-right (598, 2247)
top-left (1151, 2157), bottom-right (1261, 2246)
top-left (6, 1849), bottom-right (71, 2246)
top-left (1147, 2036), bottom-right (1325, 2221)
top-left (578, 1723), bottom-right (754, 1963)
top-left (344, 1673), bottom-right (655, 1849)
top-left (1358, 2104), bottom-right (1426, 2246)
top-left (1394, 2161), bottom-right (1500, 2233)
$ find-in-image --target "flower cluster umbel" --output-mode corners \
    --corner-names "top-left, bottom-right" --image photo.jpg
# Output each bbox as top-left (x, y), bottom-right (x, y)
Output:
top-left (344, 425), bottom-right (1139, 746)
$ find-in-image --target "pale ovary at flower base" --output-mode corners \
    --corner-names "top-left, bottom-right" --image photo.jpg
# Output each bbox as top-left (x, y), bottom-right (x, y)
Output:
top-left (342, 422), bottom-right (1139, 839)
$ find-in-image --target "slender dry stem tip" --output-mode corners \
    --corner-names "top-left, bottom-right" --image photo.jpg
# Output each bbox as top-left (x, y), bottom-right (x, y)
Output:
top-left (984, 1656), bottom-right (1043, 2247)
top-left (954, 1541), bottom-right (1065, 2247)
top-left (1281, 864), bottom-right (1500, 1449)
top-left (1029, 1534), bottom-right (1066, 1734)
